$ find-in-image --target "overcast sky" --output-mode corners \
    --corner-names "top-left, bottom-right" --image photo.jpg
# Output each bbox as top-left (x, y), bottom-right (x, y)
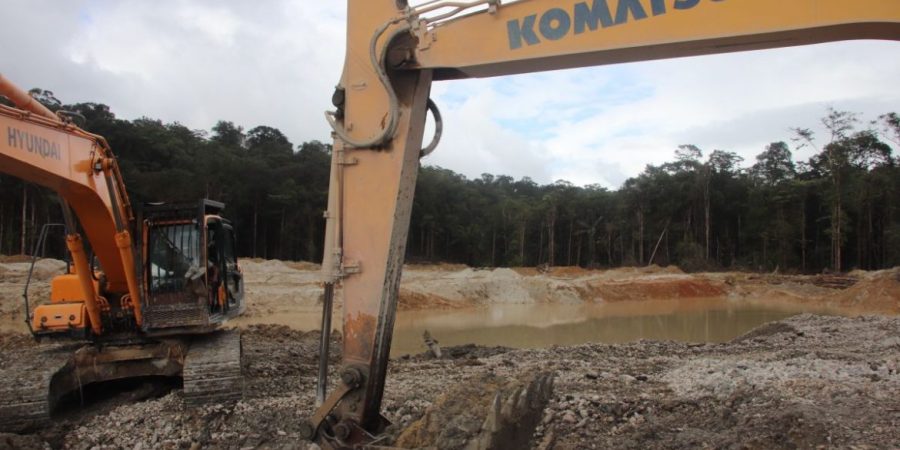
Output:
top-left (2, 1), bottom-right (898, 188)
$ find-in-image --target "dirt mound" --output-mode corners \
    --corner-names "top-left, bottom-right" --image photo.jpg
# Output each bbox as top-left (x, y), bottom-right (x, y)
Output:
top-left (239, 258), bottom-right (294, 273)
top-left (235, 259), bottom-right (323, 320)
top-left (0, 255), bottom-right (32, 263)
top-left (0, 259), bottom-right (65, 319)
top-left (576, 278), bottom-right (726, 302)
top-left (407, 262), bottom-right (470, 272)
top-left (402, 267), bottom-right (598, 306)
top-left (824, 268), bottom-right (900, 313)
top-left (730, 321), bottom-right (800, 343)
top-left (283, 261), bottom-right (320, 271)
top-left (398, 288), bottom-right (475, 310)
top-left (0, 258), bottom-right (66, 282)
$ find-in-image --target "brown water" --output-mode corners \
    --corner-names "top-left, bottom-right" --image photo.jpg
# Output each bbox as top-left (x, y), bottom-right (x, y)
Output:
top-left (388, 299), bottom-right (844, 356)
top-left (230, 297), bottom-right (845, 357)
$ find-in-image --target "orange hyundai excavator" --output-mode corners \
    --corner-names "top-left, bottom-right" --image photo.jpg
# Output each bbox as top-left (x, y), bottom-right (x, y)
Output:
top-left (306, 0), bottom-right (900, 448)
top-left (0, 75), bottom-right (245, 431)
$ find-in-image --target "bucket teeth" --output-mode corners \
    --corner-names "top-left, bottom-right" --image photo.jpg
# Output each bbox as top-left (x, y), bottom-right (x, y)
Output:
top-left (478, 372), bottom-right (555, 450)
top-left (399, 371), bottom-right (555, 450)
top-left (481, 392), bottom-right (502, 433)
top-left (501, 385), bottom-right (522, 418)
top-left (516, 386), bottom-right (530, 412)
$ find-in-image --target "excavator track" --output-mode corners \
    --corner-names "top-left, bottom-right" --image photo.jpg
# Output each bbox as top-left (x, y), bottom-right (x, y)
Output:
top-left (183, 329), bottom-right (243, 406)
top-left (0, 330), bottom-right (243, 432)
top-left (0, 343), bottom-right (76, 433)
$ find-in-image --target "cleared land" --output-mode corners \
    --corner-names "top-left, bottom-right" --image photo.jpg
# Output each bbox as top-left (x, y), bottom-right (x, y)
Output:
top-left (0, 257), bottom-right (898, 449)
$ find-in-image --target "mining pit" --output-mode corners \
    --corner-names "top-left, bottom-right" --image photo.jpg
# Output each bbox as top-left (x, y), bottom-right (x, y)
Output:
top-left (0, 256), bottom-right (898, 449)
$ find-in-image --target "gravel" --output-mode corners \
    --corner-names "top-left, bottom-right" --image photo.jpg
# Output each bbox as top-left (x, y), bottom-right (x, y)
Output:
top-left (0, 314), bottom-right (897, 449)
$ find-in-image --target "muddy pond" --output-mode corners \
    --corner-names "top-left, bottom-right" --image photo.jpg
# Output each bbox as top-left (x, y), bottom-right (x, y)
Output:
top-left (232, 297), bottom-right (847, 356)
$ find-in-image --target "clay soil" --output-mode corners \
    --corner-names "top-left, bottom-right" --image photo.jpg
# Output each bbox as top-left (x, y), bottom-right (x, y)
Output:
top-left (0, 258), bottom-right (898, 449)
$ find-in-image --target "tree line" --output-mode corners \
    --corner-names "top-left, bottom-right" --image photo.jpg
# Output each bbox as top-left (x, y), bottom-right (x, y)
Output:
top-left (1, 91), bottom-right (898, 273)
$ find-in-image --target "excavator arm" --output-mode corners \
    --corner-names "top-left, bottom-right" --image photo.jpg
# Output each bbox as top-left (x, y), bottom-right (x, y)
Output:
top-left (413, 0), bottom-right (900, 79)
top-left (310, 0), bottom-right (899, 446)
top-left (0, 74), bottom-right (142, 334)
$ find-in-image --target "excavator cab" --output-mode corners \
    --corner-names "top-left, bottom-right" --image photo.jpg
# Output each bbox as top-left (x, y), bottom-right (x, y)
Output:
top-left (25, 199), bottom-right (244, 338)
top-left (139, 199), bottom-right (244, 334)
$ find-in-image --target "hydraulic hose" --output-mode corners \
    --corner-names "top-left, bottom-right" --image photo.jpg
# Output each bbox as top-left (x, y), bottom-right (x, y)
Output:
top-left (325, 21), bottom-right (409, 149)
top-left (420, 98), bottom-right (443, 157)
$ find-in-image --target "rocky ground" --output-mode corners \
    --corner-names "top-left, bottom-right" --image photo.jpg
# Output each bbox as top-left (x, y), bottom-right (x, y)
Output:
top-left (0, 314), bottom-right (898, 449)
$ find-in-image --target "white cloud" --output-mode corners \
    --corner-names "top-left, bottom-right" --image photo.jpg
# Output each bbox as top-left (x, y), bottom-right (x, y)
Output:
top-left (1, 1), bottom-right (897, 188)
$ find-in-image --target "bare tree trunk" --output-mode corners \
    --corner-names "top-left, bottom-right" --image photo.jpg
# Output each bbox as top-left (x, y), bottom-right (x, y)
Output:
top-left (665, 227), bottom-right (670, 264)
top-left (647, 220), bottom-right (670, 267)
top-left (537, 225), bottom-right (544, 265)
top-left (606, 229), bottom-right (612, 267)
top-left (868, 198), bottom-right (874, 269)
top-left (637, 208), bottom-right (644, 265)
top-left (420, 224), bottom-right (425, 256)
top-left (857, 209), bottom-right (864, 270)
top-left (491, 228), bottom-right (496, 267)
top-left (834, 200), bottom-right (842, 272)
top-left (518, 221), bottom-right (525, 265)
top-left (307, 216), bottom-right (316, 263)
top-left (252, 202), bottom-right (258, 258)
top-left (262, 219), bottom-right (268, 260)
top-left (832, 155), bottom-right (843, 272)
top-left (429, 225), bottom-right (435, 260)
top-left (575, 236), bottom-right (582, 267)
top-left (279, 208), bottom-right (286, 260)
top-left (704, 188), bottom-right (710, 261)
top-left (801, 202), bottom-right (807, 271)
top-left (778, 206), bottom-right (787, 270)
top-left (716, 237), bottom-right (721, 265)
top-left (631, 232), bottom-right (636, 265)
top-left (566, 219), bottom-right (573, 266)
top-left (547, 208), bottom-right (556, 267)
top-left (703, 165), bottom-right (711, 261)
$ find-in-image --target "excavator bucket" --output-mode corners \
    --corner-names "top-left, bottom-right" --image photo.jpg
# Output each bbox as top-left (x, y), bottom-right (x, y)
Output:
top-left (391, 371), bottom-right (554, 450)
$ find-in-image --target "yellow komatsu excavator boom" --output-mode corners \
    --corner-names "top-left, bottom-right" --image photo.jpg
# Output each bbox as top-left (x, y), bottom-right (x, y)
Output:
top-left (305, 0), bottom-right (900, 447)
